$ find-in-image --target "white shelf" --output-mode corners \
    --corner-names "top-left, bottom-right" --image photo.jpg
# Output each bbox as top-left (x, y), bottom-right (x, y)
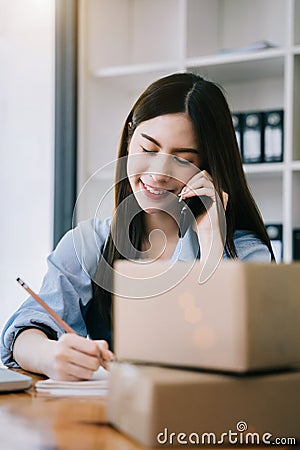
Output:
top-left (91, 49), bottom-right (285, 85)
top-left (90, 62), bottom-right (180, 92)
top-left (291, 161), bottom-right (300, 171)
top-left (292, 45), bottom-right (300, 55)
top-left (87, 0), bottom-right (182, 69)
top-left (243, 163), bottom-right (284, 174)
top-left (186, 47), bottom-right (285, 67)
top-left (91, 61), bottom-right (180, 79)
top-left (186, 50), bottom-right (285, 84)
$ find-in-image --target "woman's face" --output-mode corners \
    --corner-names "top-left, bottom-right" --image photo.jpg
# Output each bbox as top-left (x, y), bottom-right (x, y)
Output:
top-left (127, 113), bottom-right (201, 214)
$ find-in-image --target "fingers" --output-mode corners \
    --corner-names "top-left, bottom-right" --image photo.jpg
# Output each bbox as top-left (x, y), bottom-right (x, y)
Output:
top-left (54, 334), bottom-right (100, 380)
top-left (179, 170), bottom-right (228, 208)
top-left (179, 173), bottom-right (215, 201)
top-left (180, 186), bottom-right (214, 200)
top-left (53, 358), bottom-right (98, 381)
top-left (51, 334), bottom-right (113, 381)
top-left (95, 340), bottom-right (115, 370)
top-left (59, 333), bottom-right (100, 358)
top-left (198, 171), bottom-right (229, 208)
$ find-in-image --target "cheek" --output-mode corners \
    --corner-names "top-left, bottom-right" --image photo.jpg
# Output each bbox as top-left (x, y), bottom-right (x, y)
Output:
top-left (127, 153), bottom-right (148, 181)
top-left (172, 164), bottom-right (200, 187)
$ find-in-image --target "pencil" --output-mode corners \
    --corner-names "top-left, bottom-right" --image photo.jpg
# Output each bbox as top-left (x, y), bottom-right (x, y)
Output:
top-left (16, 278), bottom-right (76, 334)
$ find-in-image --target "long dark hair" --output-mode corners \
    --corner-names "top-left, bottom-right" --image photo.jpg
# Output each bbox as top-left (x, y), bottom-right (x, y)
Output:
top-left (85, 72), bottom-right (274, 345)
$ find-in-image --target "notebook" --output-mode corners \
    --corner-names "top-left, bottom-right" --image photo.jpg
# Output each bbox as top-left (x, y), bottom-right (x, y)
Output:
top-left (0, 367), bottom-right (32, 392)
top-left (35, 366), bottom-right (109, 396)
top-left (113, 260), bottom-right (300, 373)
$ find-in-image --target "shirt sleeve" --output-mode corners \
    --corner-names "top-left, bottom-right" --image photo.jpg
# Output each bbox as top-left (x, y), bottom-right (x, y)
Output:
top-left (0, 217), bottom-right (111, 368)
top-left (231, 231), bottom-right (272, 262)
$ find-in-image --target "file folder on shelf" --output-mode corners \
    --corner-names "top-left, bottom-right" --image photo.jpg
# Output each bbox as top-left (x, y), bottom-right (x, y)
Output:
top-left (242, 112), bottom-right (263, 164)
top-left (293, 229), bottom-right (300, 261)
top-left (266, 224), bottom-right (283, 262)
top-left (232, 113), bottom-right (243, 156)
top-left (263, 110), bottom-right (284, 162)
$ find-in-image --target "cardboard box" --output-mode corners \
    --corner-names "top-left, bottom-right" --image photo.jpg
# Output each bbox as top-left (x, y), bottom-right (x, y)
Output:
top-left (108, 362), bottom-right (300, 447)
top-left (114, 261), bottom-right (300, 372)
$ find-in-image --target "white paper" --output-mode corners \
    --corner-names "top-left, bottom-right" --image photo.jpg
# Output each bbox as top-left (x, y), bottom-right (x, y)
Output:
top-left (35, 366), bottom-right (109, 396)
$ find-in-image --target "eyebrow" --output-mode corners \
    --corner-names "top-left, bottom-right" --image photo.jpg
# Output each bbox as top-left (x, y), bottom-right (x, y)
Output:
top-left (141, 133), bottom-right (199, 155)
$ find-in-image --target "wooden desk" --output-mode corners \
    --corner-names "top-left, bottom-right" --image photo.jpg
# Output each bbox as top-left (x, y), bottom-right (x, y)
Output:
top-left (0, 372), bottom-right (146, 450)
top-left (0, 371), bottom-right (290, 450)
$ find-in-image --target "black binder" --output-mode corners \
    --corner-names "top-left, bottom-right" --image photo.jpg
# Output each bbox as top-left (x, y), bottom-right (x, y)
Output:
top-left (242, 112), bottom-right (263, 164)
top-left (263, 110), bottom-right (284, 162)
top-left (266, 224), bottom-right (283, 262)
top-left (293, 229), bottom-right (300, 261)
top-left (232, 113), bottom-right (243, 156)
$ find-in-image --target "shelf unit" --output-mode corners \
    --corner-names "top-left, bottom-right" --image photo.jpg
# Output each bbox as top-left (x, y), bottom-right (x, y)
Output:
top-left (78, 0), bottom-right (300, 262)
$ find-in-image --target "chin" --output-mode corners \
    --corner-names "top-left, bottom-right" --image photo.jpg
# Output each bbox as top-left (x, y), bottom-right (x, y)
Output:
top-left (143, 207), bottom-right (161, 214)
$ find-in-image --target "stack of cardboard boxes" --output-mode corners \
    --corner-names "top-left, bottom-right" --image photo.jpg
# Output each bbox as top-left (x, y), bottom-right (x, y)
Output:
top-left (108, 261), bottom-right (300, 447)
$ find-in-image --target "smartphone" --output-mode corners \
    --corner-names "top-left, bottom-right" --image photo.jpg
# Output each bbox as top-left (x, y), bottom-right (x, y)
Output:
top-left (179, 195), bottom-right (211, 237)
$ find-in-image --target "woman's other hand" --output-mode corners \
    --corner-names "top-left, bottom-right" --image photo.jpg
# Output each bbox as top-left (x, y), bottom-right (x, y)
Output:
top-left (46, 333), bottom-right (114, 381)
top-left (13, 328), bottom-right (114, 381)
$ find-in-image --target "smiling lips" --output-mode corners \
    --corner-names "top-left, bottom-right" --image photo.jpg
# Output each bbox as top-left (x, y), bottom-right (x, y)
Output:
top-left (140, 180), bottom-right (174, 198)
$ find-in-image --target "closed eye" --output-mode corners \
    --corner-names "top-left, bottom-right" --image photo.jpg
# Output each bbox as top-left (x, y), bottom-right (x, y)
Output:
top-left (141, 147), bottom-right (157, 153)
top-left (141, 147), bottom-right (193, 165)
top-left (173, 156), bottom-right (191, 166)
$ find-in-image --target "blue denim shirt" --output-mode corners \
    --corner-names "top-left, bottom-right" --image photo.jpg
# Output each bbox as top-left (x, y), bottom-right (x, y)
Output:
top-left (0, 217), bottom-right (271, 367)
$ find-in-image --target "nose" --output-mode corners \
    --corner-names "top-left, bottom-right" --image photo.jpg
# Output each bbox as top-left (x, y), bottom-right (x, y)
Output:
top-left (150, 172), bottom-right (171, 183)
top-left (148, 153), bottom-right (172, 182)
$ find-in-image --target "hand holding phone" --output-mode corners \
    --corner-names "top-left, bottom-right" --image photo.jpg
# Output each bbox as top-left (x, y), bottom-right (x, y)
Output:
top-left (178, 170), bottom-right (228, 236)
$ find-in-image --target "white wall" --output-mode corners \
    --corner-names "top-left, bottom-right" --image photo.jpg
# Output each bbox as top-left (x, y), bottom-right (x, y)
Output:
top-left (0, 0), bottom-right (54, 337)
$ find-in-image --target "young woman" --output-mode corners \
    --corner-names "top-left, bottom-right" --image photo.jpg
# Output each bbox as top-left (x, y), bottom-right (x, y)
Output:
top-left (1, 73), bottom-right (274, 380)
